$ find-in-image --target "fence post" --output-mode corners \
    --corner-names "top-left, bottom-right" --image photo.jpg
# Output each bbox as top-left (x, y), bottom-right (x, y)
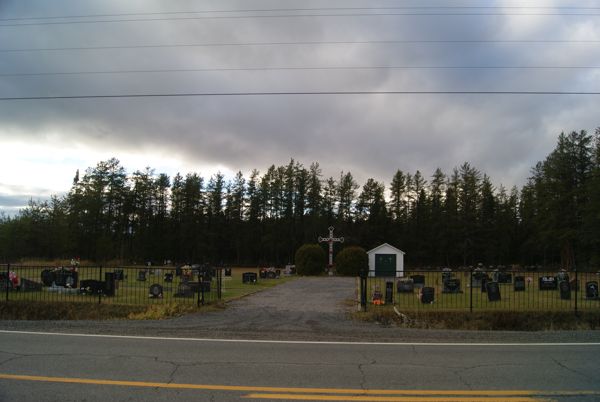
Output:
top-left (360, 276), bottom-right (367, 312)
top-left (5, 263), bottom-right (9, 302)
top-left (98, 265), bottom-right (103, 305)
top-left (469, 267), bottom-right (473, 313)
top-left (574, 267), bottom-right (578, 317)
top-left (218, 268), bottom-right (222, 300)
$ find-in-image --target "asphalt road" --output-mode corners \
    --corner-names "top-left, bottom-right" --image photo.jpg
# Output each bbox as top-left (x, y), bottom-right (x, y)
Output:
top-left (0, 331), bottom-right (599, 402)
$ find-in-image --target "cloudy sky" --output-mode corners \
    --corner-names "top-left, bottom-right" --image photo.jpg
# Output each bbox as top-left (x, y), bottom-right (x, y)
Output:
top-left (1, 0), bottom-right (599, 215)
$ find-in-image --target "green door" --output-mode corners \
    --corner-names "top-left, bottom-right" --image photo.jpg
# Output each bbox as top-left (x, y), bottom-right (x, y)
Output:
top-left (375, 254), bottom-right (396, 277)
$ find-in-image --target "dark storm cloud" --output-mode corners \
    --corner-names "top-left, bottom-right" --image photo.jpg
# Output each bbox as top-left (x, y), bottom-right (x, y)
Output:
top-left (1, 0), bottom-right (599, 198)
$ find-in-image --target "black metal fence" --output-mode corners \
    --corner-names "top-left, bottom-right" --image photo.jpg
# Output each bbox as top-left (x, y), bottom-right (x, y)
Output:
top-left (1, 264), bottom-right (222, 306)
top-left (358, 268), bottom-right (600, 313)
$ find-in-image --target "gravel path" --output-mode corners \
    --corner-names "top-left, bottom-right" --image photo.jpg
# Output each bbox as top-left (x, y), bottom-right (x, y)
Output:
top-left (1, 277), bottom-right (600, 343)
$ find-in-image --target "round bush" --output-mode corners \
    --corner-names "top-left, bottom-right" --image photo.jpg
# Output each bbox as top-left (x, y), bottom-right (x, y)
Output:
top-left (335, 246), bottom-right (368, 276)
top-left (295, 244), bottom-right (326, 276)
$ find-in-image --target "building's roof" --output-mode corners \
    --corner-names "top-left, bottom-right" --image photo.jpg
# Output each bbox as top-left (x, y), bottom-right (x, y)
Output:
top-left (367, 243), bottom-right (406, 255)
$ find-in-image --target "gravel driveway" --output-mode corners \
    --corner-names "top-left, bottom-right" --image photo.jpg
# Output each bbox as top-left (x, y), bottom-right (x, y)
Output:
top-left (1, 277), bottom-right (600, 343)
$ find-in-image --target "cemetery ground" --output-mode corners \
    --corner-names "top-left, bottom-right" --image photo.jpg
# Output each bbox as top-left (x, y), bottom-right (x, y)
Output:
top-left (1, 266), bottom-right (297, 320)
top-left (1, 276), bottom-right (600, 344)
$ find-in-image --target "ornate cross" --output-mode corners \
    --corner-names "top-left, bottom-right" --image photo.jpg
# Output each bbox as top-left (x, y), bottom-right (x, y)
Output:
top-left (318, 226), bottom-right (344, 267)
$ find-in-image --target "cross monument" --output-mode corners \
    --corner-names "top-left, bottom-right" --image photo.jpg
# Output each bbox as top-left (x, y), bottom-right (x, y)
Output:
top-left (318, 226), bottom-right (344, 268)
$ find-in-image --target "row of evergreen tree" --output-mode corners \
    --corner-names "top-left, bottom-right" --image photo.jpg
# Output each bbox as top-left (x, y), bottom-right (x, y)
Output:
top-left (1, 129), bottom-right (599, 269)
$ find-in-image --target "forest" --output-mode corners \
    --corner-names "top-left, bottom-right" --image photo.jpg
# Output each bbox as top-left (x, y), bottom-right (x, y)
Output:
top-left (1, 129), bottom-right (599, 269)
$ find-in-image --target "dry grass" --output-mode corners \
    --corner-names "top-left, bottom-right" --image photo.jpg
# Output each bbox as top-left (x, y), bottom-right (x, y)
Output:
top-left (352, 307), bottom-right (600, 330)
top-left (0, 300), bottom-right (212, 320)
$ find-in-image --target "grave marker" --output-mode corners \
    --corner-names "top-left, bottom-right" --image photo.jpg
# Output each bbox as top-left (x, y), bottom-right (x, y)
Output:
top-left (442, 278), bottom-right (462, 293)
top-left (385, 281), bottom-right (394, 304)
top-left (514, 276), bottom-right (526, 291)
top-left (539, 276), bottom-right (558, 290)
top-left (559, 280), bottom-right (571, 300)
top-left (242, 272), bottom-right (258, 284)
top-left (586, 281), bottom-right (599, 300)
top-left (410, 275), bottom-right (425, 288)
top-left (397, 278), bottom-right (414, 293)
top-left (420, 287), bottom-right (435, 304)
top-left (486, 281), bottom-right (501, 301)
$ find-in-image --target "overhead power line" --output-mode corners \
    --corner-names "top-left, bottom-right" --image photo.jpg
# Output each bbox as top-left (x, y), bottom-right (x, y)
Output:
top-left (1, 11), bottom-right (599, 28)
top-left (1, 91), bottom-right (599, 102)
top-left (2, 39), bottom-right (599, 53)
top-left (2, 6), bottom-right (600, 22)
top-left (3, 65), bottom-right (599, 78)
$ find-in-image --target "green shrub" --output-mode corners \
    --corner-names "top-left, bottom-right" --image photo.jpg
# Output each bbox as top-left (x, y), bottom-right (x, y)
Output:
top-left (335, 246), bottom-right (368, 276)
top-left (295, 244), bottom-right (326, 275)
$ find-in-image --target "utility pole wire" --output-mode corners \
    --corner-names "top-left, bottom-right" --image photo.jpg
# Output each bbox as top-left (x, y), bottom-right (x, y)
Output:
top-left (2, 91), bottom-right (600, 102)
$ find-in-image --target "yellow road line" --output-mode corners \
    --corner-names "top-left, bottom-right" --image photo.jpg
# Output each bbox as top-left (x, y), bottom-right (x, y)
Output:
top-left (0, 373), bottom-right (594, 400)
top-left (242, 394), bottom-right (543, 402)
top-left (0, 373), bottom-right (539, 395)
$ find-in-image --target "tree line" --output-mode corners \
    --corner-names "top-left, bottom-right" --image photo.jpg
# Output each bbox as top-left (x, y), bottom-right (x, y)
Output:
top-left (1, 129), bottom-right (599, 269)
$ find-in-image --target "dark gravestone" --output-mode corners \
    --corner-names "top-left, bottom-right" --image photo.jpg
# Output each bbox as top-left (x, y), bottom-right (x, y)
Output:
top-left (267, 271), bottom-right (276, 279)
top-left (149, 283), bottom-right (163, 298)
top-left (114, 269), bottom-right (125, 281)
top-left (397, 279), bottom-right (414, 293)
top-left (514, 276), bottom-right (526, 292)
top-left (443, 278), bottom-right (462, 293)
top-left (54, 269), bottom-right (78, 288)
top-left (481, 276), bottom-right (490, 293)
top-left (243, 272), bottom-right (258, 284)
top-left (224, 268), bottom-right (232, 277)
top-left (497, 272), bottom-right (513, 284)
top-left (41, 269), bottom-right (54, 287)
top-left (472, 270), bottom-right (486, 288)
top-left (486, 281), bottom-right (501, 302)
top-left (539, 276), bottom-right (558, 290)
top-left (137, 270), bottom-right (147, 282)
top-left (0, 273), bottom-right (10, 290)
top-left (175, 266), bottom-right (182, 277)
top-left (79, 279), bottom-right (103, 295)
top-left (385, 281), bottom-right (394, 304)
top-left (410, 275), bottom-right (425, 288)
top-left (275, 269), bottom-right (281, 278)
top-left (420, 287), bottom-right (435, 304)
top-left (164, 272), bottom-right (174, 282)
top-left (104, 272), bottom-right (116, 296)
top-left (556, 271), bottom-right (569, 283)
top-left (175, 283), bottom-right (193, 298)
top-left (19, 278), bottom-right (43, 292)
top-left (559, 280), bottom-right (571, 300)
top-left (586, 281), bottom-right (599, 300)
top-left (442, 269), bottom-right (453, 282)
top-left (259, 270), bottom-right (268, 279)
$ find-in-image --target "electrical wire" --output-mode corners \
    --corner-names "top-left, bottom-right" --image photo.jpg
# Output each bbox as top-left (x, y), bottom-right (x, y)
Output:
top-left (1, 11), bottom-right (599, 28)
top-left (2, 39), bottom-right (599, 53)
top-left (2, 6), bottom-right (600, 22)
top-left (1, 91), bottom-right (599, 102)
top-left (2, 65), bottom-right (599, 78)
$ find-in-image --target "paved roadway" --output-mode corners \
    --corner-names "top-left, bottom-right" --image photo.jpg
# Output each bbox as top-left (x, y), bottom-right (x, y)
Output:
top-left (1, 330), bottom-right (599, 402)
